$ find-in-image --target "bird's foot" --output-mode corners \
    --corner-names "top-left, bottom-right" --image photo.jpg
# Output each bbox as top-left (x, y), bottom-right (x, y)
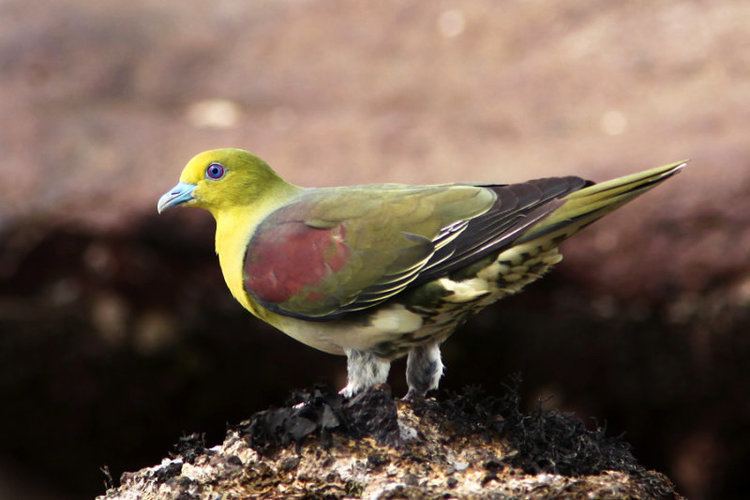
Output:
top-left (401, 389), bottom-right (428, 403)
top-left (338, 385), bottom-right (356, 399)
top-left (341, 348), bottom-right (391, 399)
top-left (404, 343), bottom-right (443, 403)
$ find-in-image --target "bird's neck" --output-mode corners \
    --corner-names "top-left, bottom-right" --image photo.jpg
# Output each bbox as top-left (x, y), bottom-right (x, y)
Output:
top-left (213, 184), bottom-right (302, 319)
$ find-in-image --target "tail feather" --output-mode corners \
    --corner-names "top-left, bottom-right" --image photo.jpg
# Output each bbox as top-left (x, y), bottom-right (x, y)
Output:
top-left (517, 161), bottom-right (686, 245)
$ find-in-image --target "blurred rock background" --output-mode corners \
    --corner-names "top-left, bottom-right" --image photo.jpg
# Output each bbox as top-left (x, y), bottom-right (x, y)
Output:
top-left (0, 0), bottom-right (748, 498)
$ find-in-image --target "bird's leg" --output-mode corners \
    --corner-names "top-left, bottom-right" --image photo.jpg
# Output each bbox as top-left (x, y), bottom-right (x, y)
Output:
top-left (404, 342), bottom-right (444, 401)
top-left (339, 348), bottom-right (391, 398)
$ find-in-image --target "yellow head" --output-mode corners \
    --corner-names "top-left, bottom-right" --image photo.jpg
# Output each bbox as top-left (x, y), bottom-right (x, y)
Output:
top-left (157, 148), bottom-right (290, 217)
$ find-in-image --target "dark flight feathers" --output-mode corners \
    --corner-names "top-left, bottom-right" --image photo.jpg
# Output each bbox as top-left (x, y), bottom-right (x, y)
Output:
top-left (411, 176), bottom-right (589, 287)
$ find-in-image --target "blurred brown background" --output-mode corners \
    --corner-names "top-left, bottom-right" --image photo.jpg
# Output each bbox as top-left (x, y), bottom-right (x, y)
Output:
top-left (1, 0), bottom-right (749, 498)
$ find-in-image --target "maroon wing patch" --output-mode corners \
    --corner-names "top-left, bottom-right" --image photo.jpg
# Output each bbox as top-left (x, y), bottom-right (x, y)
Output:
top-left (244, 221), bottom-right (350, 304)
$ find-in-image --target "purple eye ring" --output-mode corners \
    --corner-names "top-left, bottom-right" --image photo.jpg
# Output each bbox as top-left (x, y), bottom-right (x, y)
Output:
top-left (206, 162), bottom-right (225, 180)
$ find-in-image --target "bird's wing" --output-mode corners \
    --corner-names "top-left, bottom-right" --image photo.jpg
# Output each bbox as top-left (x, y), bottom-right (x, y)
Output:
top-left (243, 178), bottom-right (587, 320)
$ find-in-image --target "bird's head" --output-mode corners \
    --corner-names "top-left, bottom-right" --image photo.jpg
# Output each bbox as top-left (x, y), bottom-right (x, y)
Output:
top-left (157, 148), bottom-right (289, 217)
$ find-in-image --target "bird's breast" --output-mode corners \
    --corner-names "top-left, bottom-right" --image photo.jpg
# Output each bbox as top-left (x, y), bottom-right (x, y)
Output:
top-left (214, 207), bottom-right (275, 319)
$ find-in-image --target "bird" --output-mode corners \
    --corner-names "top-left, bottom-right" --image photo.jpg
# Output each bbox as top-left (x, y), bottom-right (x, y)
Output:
top-left (158, 149), bottom-right (684, 400)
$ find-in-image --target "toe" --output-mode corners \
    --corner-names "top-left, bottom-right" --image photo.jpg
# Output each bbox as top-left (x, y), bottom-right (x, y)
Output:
top-left (339, 385), bottom-right (354, 398)
top-left (402, 389), bottom-right (425, 402)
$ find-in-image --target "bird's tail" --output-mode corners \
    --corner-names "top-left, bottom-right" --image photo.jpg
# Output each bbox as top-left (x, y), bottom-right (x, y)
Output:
top-left (516, 161), bottom-right (686, 245)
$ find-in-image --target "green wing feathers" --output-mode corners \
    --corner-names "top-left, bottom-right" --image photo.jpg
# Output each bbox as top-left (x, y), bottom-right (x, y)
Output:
top-left (244, 185), bottom-right (497, 319)
top-left (245, 162), bottom-right (684, 321)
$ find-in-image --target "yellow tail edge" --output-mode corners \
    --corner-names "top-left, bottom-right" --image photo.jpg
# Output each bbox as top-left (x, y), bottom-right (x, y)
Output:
top-left (518, 160), bottom-right (687, 245)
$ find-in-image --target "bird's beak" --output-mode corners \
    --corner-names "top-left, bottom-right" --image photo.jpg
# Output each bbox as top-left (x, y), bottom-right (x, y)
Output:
top-left (157, 182), bottom-right (196, 214)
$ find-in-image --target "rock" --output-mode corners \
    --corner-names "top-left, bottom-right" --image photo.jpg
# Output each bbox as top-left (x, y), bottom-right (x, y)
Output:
top-left (99, 384), bottom-right (679, 499)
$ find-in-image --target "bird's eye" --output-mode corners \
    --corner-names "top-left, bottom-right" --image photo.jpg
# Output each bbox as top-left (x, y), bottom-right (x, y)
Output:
top-left (206, 163), bottom-right (225, 180)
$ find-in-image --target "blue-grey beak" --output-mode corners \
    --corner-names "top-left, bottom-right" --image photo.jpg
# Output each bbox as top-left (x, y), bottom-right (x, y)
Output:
top-left (157, 182), bottom-right (196, 214)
